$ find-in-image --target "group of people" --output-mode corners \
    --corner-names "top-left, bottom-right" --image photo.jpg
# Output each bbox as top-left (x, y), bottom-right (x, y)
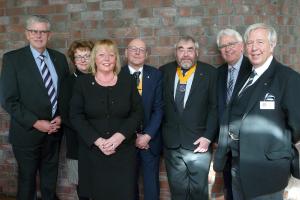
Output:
top-left (0, 14), bottom-right (300, 200)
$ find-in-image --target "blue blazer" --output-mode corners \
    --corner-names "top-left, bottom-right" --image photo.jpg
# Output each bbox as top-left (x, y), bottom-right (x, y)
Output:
top-left (121, 65), bottom-right (163, 155)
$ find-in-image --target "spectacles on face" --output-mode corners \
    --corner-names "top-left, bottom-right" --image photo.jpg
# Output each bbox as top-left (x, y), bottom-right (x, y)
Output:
top-left (127, 46), bottom-right (146, 54)
top-left (177, 47), bottom-right (196, 55)
top-left (219, 41), bottom-right (239, 50)
top-left (74, 55), bottom-right (91, 61)
top-left (26, 29), bottom-right (50, 36)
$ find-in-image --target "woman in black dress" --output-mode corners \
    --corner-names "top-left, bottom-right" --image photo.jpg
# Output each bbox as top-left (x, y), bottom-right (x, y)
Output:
top-left (70, 39), bottom-right (143, 200)
top-left (61, 40), bottom-right (93, 200)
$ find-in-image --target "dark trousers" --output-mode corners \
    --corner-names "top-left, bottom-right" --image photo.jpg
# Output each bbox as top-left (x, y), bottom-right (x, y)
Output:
top-left (12, 135), bottom-right (61, 200)
top-left (164, 147), bottom-right (212, 200)
top-left (135, 149), bottom-right (160, 200)
top-left (223, 154), bottom-right (233, 200)
top-left (231, 158), bottom-right (283, 200)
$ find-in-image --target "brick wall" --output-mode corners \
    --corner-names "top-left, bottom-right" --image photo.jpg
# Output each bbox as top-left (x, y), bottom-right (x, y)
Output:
top-left (0, 0), bottom-right (300, 199)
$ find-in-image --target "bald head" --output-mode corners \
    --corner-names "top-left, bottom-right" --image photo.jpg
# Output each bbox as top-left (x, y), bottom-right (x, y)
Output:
top-left (125, 38), bottom-right (147, 70)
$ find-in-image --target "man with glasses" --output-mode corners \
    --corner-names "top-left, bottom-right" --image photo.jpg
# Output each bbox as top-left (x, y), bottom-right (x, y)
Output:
top-left (216, 29), bottom-right (252, 200)
top-left (214, 23), bottom-right (300, 199)
top-left (160, 36), bottom-right (218, 200)
top-left (121, 38), bottom-right (163, 200)
top-left (0, 15), bottom-right (69, 200)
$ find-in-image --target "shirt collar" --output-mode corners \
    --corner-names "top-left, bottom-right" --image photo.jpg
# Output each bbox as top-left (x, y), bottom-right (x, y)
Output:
top-left (128, 65), bottom-right (143, 75)
top-left (228, 54), bottom-right (243, 71)
top-left (253, 55), bottom-right (273, 77)
top-left (30, 45), bottom-right (49, 59)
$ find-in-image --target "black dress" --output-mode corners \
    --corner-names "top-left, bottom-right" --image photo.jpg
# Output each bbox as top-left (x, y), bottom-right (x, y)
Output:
top-left (70, 72), bottom-right (143, 200)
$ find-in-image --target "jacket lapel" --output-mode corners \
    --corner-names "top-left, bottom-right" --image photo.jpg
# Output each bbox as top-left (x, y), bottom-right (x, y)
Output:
top-left (242, 59), bottom-right (276, 120)
top-left (142, 65), bottom-right (151, 101)
top-left (24, 46), bottom-right (46, 89)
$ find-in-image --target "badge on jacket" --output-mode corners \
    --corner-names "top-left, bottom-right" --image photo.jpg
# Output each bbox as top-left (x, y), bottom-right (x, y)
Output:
top-left (260, 93), bottom-right (275, 109)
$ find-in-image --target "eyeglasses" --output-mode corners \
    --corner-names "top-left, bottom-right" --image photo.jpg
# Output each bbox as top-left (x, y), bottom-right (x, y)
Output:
top-left (176, 48), bottom-right (196, 55)
top-left (74, 55), bottom-right (91, 61)
top-left (219, 41), bottom-right (239, 50)
top-left (26, 29), bottom-right (50, 36)
top-left (246, 40), bottom-right (266, 48)
top-left (127, 46), bottom-right (146, 54)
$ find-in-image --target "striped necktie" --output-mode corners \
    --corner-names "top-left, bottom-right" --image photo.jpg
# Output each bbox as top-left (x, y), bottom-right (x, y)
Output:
top-left (227, 67), bottom-right (235, 103)
top-left (238, 70), bottom-right (257, 97)
top-left (38, 54), bottom-right (57, 116)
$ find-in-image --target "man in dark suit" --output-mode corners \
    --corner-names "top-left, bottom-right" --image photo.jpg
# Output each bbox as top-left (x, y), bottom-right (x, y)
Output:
top-left (214, 23), bottom-right (300, 199)
top-left (216, 28), bottom-right (252, 200)
top-left (121, 38), bottom-right (163, 200)
top-left (0, 15), bottom-right (69, 200)
top-left (160, 36), bottom-right (218, 200)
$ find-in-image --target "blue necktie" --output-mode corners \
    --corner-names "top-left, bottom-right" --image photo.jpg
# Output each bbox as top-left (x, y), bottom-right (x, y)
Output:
top-left (38, 55), bottom-right (57, 116)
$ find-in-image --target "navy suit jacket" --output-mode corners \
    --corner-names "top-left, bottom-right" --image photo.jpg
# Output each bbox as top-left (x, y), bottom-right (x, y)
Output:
top-left (214, 58), bottom-right (300, 198)
top-left (217, 56), bottom-right (252, 121)
top-left (121, 65), bottom-right (163, 155)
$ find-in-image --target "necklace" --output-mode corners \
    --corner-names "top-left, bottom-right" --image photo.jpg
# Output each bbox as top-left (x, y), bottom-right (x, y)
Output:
top-left (95, 73), bottom-right (116, 86)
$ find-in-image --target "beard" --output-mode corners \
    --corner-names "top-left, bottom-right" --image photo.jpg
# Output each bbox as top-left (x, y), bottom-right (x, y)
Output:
top-left (179, 59), bottom-right (195, 69)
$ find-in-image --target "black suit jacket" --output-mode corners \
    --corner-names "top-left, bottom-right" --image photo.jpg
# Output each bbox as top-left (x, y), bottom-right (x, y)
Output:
top-left (121, 65), bottom-right (163, 155)
top-left (0, 45), bottom-right (69, 147)
top-left (217, 56), bottom-right (252, 120)
top-left (160, 61), bottom-right (218, 150)
top-left (214, 58), bottom-right (300, 198)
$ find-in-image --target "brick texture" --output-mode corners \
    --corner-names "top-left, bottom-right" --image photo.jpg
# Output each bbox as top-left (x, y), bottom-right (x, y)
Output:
top-left (1, 0), bottom-right (300, 199)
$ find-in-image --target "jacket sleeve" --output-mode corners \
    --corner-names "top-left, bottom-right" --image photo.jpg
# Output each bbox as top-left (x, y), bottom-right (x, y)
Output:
top-left (0, 53), bottom-right (38, 130)
top-left (143, 71), bottom-right (164, 138)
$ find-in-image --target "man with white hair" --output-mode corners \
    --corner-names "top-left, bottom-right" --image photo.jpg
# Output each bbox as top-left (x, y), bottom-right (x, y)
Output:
top-left (214, 23), bottom-right (300, 199)
top-left (216, 28), bottom-right (252, 200)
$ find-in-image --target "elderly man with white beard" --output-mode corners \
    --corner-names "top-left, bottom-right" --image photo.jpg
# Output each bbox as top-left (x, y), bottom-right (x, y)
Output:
top-left (160, 36), bottom-right (218, 200)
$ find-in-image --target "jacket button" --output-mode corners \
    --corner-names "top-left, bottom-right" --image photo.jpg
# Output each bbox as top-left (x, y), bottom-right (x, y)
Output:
top-left (106, 131), bottom-right (110, 134)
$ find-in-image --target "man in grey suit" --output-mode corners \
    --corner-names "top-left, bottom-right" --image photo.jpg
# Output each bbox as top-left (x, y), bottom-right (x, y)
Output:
top-left (160, 36), bottom-right (218, 200)
top-left (214, 23), bottom-right (300, 199)
top-left (0, 15), bottom-right (69, 200)
top-left (216, 28), bottom-right (252, 200)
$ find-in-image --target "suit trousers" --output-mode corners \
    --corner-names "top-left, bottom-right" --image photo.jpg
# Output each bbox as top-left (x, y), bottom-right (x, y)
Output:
top-left (136, 149), bottom-right (160, 200)
top-left (12, 135), bottom-right (61, 200)
top-left (164, 147), bottom-right (212, 200)
top-left (231, 158), bottom-right (283, 200)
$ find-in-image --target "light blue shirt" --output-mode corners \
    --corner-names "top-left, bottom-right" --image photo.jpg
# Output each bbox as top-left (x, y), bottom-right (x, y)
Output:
top-left (30, 45), bottom-right (58, 92)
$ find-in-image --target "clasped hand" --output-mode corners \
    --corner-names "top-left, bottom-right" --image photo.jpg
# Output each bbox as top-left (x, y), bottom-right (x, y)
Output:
top-left (94, 132), bottom-right (125, 155)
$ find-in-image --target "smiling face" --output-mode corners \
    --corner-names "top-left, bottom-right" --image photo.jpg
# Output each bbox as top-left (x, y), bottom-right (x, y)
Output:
top-left (25, 22), bottom-right (51, 53)
top-left (176, 40), bottom-right (198, 69)
top-left (125, 39), bottom-right (147, 69)
top-left (219, 35), bottom-right (244, 65)
top-left (95, 46), bottom-right (116, 73)
top-left (245, 28), bottom-right (274, 68)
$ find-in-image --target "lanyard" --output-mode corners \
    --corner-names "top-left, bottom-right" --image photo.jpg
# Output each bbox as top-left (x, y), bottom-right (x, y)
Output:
top-left (176, 64), bottom-right (196, 84)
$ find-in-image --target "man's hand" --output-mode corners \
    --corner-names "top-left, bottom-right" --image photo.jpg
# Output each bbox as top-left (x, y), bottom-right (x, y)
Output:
top-left (193, 137), bottom-right (211, 153)
top-left (33, 120), bottom-right (52, 133)
top-left (48, 116), bottom-right (61, 134)
top-left (135, 133), bottom-right (151, 149)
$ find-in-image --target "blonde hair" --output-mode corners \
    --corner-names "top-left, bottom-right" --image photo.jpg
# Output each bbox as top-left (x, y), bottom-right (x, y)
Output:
top-left (89, 39), bottom-right (121, 75)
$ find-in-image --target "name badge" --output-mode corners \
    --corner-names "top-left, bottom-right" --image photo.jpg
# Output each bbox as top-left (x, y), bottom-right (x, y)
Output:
top-left (260, 101), bottom-right (275, 110)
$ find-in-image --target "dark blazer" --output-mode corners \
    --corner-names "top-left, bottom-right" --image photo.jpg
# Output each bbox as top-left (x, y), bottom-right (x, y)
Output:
top-left (121, 65), bottom-right (163, 155)
top-left (214, 58), bottom-right (300, 198)
top-left (217, 56), bottom-right (252, 120)
top-left (0, 45), bottom-right (69, 147)
top-left (160, 61), bottom-right (218, 150)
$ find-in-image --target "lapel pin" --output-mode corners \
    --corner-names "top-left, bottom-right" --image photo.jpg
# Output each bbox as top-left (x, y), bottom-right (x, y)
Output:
top-left (147, 75), bottom-right (150, 79)
top-left (92, 82), bottom-right (95, 85)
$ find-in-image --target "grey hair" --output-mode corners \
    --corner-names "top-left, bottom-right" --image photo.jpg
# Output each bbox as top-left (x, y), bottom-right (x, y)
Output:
top-left (175, 35), bottom-right (199, 50)
top-left (25, 15), bottom-right (51, 30)
top-left (216, 28), bottom-right (243, 48)
top-left (244, 23), bottom-right (277, 47)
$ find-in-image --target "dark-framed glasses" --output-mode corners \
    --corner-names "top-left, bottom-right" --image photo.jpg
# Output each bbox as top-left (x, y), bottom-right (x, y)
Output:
top-left (26, 29), bottom-right (50, 35)
top-left (127, 46), bottom-right (146, 54)
top-left (74, 55), bottom-right (91, 61)
top-left (219, 41), bottom-right (239, 50)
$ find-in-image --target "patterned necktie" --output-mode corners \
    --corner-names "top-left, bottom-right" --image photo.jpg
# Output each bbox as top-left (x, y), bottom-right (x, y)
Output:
top-left (133, 71), bottom-right (141, 85)
top-left (38, 54), bottom-right (57, 116)
top-left (174, 69), bottom-right (188, 114)
top-left (227, 67), bottom-right (235, 103)
top-left (238, 70), bottom-right (257, 96)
